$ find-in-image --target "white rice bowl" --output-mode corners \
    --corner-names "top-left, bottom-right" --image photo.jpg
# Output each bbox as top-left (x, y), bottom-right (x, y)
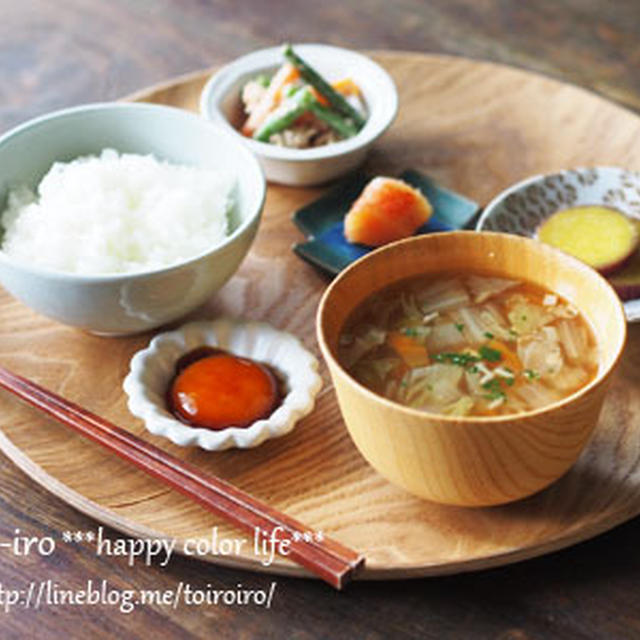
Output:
top-left (0, 149), bottom-right (234, 275)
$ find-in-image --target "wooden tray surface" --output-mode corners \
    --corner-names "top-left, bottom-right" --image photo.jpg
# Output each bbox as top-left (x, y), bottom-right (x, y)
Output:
top-left (2, 52), bottom-right (640, 579)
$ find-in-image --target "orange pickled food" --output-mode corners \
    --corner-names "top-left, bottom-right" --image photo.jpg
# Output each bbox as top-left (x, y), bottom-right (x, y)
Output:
top-left (344, 177), bottom-right (433, 247)
top-left (169, 349), bottom-right (280, 430)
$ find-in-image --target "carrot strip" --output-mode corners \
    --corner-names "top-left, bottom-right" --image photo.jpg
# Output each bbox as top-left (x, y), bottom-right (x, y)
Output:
top-left (310, 86), bottom-right (329, 107)
top-left (310, 79), bottom-right (361, 108)
top-left (474, 407), bottom-right (501, 417)
top-left (241, 63), bottom-right (300, 136)
top-left (487, 339), bottom-right (522, 372)
top-left (332, 78), bottom-right (361, 96)
top-left (388, 332), bottom-right (430, 368)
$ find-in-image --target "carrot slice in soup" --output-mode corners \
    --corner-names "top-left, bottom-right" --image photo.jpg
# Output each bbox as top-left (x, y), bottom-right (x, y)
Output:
top-left (486, 339), bottom-right (522, 372)
top-left (388, 331), bottom-right (430, 368)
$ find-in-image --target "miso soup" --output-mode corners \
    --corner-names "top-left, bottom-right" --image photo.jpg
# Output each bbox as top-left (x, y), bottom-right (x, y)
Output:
top-left (338, 273), bottom-right (598, 417)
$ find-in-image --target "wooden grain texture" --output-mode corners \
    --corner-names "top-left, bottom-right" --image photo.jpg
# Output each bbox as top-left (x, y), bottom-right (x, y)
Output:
top-left (1, 54), bottom-right (640, 584)
top-left (3, 0), bottom-right (640, 132)
top-left (3, 2), bottom-right (640, 639)
top-left (318, 232), bottom-right (626, 506)
top-left (0, 367), bottom-right (364, 588)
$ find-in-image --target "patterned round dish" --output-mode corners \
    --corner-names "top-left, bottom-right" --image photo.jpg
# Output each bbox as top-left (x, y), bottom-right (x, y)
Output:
top-left (123, 319), bottom-right (322, 450)
top-left (477, 166), bottom-right (640, 322)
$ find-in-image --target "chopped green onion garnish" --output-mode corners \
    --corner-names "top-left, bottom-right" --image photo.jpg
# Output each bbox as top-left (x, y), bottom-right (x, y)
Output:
top-left (401, 326), bottom-right (430, 338)
top-left (478, 345), bottom-right (502, 362)
top-left (434, 352), bottom-right (480, 367)
top-left (481, 379), bottom-right (506, 400)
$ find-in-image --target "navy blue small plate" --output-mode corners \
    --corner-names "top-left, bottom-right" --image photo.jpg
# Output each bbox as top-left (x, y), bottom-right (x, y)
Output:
top-left (292, 169), bottom-right (480, 275)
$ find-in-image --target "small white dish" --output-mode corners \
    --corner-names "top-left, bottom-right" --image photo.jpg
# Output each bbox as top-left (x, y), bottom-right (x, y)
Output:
top-left (477, 166), bottom-right (640, 323)
top-left (200, 43), bottom-right (398, 186)
top-left (123, 319), bottom-right (322, 450)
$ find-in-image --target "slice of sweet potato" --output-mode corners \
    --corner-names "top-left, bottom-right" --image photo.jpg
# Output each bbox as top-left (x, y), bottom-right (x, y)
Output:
top-left (609, 246), bottom-right (640, 300)
top-left (537, 206), bottom-right (639, 275)
top-left (344, 177), bottom-right (433, 247)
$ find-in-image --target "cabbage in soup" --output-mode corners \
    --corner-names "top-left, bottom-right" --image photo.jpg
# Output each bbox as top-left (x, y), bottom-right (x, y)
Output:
top-left (338, 273), bottom-right (598, 417)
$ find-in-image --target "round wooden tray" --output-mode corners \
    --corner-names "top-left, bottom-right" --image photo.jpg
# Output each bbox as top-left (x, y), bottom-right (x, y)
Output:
top-left (2, 52), bottom-right (640, 580)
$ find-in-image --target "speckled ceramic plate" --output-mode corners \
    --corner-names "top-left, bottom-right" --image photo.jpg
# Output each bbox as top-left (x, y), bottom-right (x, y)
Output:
top-left (477, 166), bottom-right (640, 322)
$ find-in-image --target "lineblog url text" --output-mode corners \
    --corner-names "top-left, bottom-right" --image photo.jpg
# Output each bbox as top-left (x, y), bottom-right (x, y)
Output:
top-left (0, 579), bottom-right (277, 614)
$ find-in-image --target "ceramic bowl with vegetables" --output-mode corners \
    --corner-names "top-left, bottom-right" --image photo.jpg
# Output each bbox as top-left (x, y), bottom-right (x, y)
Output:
top-left (200, 43), bottom-right (398, 186)
top-left (477, 166), bottom-right (640, 322)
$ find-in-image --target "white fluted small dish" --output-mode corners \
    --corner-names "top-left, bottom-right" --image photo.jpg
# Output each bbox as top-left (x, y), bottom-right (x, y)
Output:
top-left (123, 319), bottom-right (322, 450)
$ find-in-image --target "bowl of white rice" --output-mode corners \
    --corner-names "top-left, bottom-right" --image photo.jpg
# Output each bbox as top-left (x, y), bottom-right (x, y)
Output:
top-left (0, 102), bottom-right (265, 334)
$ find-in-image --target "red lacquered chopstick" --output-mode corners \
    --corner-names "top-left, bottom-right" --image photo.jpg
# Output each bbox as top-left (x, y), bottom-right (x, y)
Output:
top-left (0, 366), bottom-right (364, 589)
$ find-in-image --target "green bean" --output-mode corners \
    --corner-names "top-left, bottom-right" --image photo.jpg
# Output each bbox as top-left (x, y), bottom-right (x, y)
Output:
top-left (308, 101), bottom-right (358, 139)
top-left (282, 43), bottom-right (366, 130)
top-left (254, 74), bottom-right (271, 88)
top-left (252, 86), bottom-right (315, 142)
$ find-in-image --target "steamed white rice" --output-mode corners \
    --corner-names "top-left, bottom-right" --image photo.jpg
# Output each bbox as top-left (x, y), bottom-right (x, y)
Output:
top-left (0, 149), bottom-right (234, 275)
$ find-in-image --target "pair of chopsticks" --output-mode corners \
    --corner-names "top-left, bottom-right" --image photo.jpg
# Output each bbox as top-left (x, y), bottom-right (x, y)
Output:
top-left (0, 366), bottom-right (364, 589)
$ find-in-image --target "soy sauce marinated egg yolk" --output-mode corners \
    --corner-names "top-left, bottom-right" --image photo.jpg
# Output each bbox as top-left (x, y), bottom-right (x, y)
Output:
top-left (169, 354), bottom-right (279, 430)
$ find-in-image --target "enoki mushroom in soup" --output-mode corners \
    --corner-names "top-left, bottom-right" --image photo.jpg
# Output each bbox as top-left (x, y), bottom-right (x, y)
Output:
top-left (338, 273), bottom-right (598, 417)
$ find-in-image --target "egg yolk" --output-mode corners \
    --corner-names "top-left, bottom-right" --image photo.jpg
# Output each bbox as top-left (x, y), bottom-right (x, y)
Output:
top-left (169, 353), bottom-right (279, 430)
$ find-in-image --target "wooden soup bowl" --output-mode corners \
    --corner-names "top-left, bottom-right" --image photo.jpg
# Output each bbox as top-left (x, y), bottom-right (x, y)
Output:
top-left (316, 232), bottom-right (627, 506)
